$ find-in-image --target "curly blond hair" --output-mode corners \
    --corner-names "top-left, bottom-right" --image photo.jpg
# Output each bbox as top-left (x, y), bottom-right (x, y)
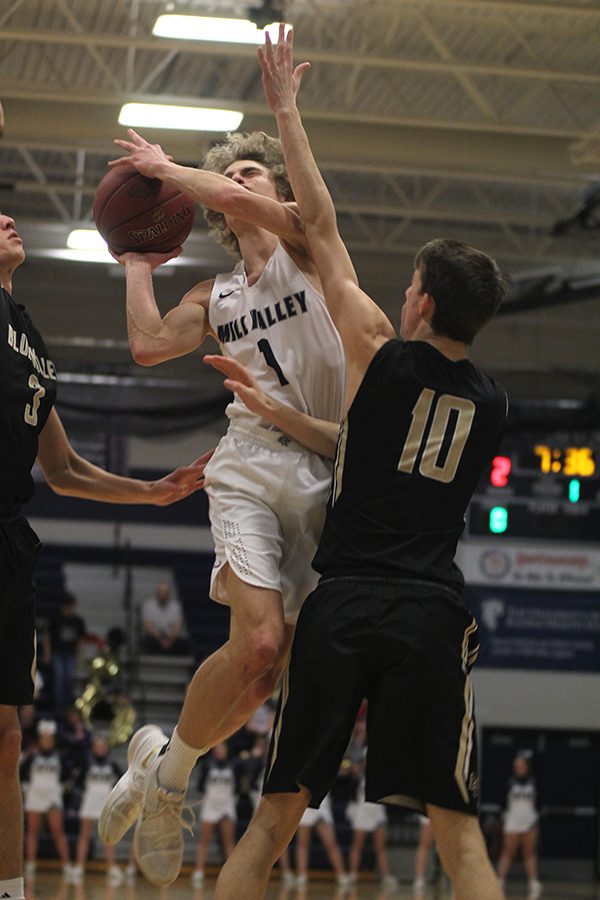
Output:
top-left (202, 131), bottom-right (294, 257)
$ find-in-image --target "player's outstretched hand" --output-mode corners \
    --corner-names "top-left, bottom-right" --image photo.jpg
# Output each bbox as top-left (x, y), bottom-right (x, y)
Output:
top-left (146, 448), bottom-right (215, 505)
top-left (109, 246), bottom-right (182, 271)
top-left (110, 129), bottom-right (173, 178)
top-left (258, 23), bottom-right (311, 114)
top-left (204, 354), bottom-right (276, 420)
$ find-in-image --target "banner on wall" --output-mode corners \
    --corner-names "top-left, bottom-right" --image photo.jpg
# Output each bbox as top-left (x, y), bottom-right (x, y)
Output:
top-left (457, 542), bottom-right (600, 591)
top-left (466, 586), bottom-right (600, 672)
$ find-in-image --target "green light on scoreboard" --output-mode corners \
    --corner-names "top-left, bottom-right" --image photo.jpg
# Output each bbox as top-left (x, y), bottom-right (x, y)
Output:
top-left (489, 506), bottom-right (508, 534)
top-left (568, 479), bottom-right (580, 503)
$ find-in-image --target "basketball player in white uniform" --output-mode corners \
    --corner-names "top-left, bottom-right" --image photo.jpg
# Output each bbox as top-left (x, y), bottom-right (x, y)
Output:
top-left (99, 128), bottom-right (346, 885)
top-left (497, 754), bottom-right (542, 899)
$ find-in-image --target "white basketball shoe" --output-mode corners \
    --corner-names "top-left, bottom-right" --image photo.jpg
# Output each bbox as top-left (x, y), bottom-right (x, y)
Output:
top-left (133, 755), bottom-right (194, 886)
top-left (98, 724), bottom-right (168, 844)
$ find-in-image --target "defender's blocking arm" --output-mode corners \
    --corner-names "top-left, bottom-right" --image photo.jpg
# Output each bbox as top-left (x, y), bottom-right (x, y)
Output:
top-left (259, 27), bottom-right (394, 381)
top-left (204, 355), bottom-right (340, 460)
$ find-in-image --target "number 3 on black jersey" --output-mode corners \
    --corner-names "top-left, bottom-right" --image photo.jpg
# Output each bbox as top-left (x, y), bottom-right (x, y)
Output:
top-left (398, 388), bottom-right (475, 483)
top-left (24, 374), bottom-right (46, 427)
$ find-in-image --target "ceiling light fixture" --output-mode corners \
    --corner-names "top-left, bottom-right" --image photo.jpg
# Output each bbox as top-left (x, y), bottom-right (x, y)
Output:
top-left (152, 15), bottom-right (290, 45)
top-left (118, 103), bottom-right (244, 131)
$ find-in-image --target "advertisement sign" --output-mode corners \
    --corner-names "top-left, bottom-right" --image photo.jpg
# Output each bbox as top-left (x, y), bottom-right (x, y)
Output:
top-left (457, 542), bottom-right (600, 592)
top-left (467, 586), bottom-right (600, 672)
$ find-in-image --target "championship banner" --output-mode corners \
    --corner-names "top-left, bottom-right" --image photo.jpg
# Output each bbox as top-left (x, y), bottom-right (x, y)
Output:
top-left (466, 586), bottom-right (600, 673)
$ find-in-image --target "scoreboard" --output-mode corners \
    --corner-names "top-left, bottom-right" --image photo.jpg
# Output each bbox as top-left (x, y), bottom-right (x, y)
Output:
top-left (467, 433), bottom-right (600, 541)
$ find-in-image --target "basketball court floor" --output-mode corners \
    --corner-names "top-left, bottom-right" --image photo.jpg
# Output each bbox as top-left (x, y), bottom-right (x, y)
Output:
top-left (23, 872), bottom-right (600, 899)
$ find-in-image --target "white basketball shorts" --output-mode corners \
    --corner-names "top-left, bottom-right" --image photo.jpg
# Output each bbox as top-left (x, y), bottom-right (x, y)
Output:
top-left (204, 423), bottom-right (332, 624)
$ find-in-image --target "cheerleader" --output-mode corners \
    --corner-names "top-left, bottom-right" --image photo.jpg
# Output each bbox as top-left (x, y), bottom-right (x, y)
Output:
top-left (191, 742), bottom-right (238, 887)
top-left (246, 735), bottom-right (293, 886)
top-left (21, 720), bottom-right (72, 880)
top-left (413, 816), bottom-right (436, 894)
top-left (497, 753), bottom-right (542, 898)
top-left (295, 794), bottom-right (349, 888)
top-left (71, 735), bottom-right (123, 885)
top-left (347, 755), bottom-right (397, 889)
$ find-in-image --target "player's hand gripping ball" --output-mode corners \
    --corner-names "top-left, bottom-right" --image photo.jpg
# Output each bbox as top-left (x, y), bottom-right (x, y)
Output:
top-left (93, 164), bottom-right (195, 255)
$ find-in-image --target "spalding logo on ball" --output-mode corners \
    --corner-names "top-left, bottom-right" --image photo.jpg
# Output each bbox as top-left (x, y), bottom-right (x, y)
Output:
top-left (93, 164), bottom-right (195, 255)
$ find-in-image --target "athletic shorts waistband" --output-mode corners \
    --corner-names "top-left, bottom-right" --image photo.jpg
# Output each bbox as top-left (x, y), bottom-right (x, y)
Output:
top-left (317, 574), bottom-right (464, 605)
top-left (227, 421), bottom-right (305, 453)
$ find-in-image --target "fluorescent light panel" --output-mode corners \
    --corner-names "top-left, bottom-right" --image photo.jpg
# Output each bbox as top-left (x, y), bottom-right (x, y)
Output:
top-left (153, 15), bottom-right (291, 44)
top-left (65, 230), bottom-right (180, 265)
top-left (68, 229), bottom-right (107, 251)
top-left (118, 103), bottom-right (243, 131)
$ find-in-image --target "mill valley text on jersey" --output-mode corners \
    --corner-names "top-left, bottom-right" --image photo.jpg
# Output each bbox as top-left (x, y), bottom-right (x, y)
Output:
top-left (215, 289), bottom-right (308, 344)
top-left (1, 286), bottom-right (57, 505)
top-left (208, 244), bottom-right (345, 427)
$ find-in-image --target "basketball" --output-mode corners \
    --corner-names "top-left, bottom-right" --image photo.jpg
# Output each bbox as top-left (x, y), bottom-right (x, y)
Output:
top-left (93, 164), bottom-right (195, 255)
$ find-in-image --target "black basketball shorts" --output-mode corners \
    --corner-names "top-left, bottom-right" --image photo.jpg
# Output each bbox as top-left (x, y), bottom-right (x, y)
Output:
top-left (0, 517), bottom-right (41, 706)
top-left (264, 577), bottom-right (480, 816)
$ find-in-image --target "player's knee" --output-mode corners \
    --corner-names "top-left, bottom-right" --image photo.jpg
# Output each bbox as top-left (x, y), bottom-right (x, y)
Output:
top-left (0, 723), bottom-right (22, 770)
top-left (242, 627), bottom-right (284, 680)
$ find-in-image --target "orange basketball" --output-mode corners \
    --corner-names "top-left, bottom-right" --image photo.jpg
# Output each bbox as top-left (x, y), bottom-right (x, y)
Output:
top-left (93, 164), bottom-right (195, 254)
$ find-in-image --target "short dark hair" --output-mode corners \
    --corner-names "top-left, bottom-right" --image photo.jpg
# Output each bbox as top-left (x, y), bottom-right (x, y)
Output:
top-left (414, 239), bottom-right (506, 344)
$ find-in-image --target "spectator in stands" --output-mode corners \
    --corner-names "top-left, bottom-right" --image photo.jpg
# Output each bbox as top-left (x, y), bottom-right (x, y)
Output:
top-left (19, 706), bottom-right (39, 756)
top-left (58, 706), bottom-right (91, 778)
top-left (21, 720), bottom-right (72, 882)
top-left (141, 581), bottom-right (189, 655)
top-left (47, 592), bottom-right (86, 711)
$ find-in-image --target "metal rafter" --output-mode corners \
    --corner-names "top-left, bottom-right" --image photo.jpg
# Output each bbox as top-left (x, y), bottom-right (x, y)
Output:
top-left (2, 27), bottom-right (600, 87)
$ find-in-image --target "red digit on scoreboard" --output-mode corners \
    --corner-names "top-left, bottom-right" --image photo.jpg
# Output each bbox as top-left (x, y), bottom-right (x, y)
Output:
top-left (490, 455), bottom-right (512, 487)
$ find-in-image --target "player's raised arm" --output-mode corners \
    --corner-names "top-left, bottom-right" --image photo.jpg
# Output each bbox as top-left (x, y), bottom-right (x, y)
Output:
top-left (115, 249), bottom-right (212, 365)
top-left (110, 130), bottom-right (306, 249)
top-left (259, 26), bottom-right (395, 374)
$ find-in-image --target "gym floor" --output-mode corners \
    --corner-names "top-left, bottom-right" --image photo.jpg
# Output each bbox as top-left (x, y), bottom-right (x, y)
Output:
top-left (23, 872), bottom-right (600, 899)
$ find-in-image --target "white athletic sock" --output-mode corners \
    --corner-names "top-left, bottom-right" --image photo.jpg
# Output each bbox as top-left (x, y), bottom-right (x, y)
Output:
top-left (0, 876), bottom-right (25, 899)
top-left (157, 726), bottom-right (205, 793)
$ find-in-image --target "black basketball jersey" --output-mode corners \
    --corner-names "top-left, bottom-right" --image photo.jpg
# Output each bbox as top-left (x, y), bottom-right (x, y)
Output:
top-left (313, 339), bottom-right (507, 593)
top-left (0, 286), bottom-right (57, 505)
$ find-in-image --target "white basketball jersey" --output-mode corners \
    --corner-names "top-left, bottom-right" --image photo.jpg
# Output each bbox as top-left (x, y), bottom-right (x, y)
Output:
top-left (209, 243), bottom-right (345, 426)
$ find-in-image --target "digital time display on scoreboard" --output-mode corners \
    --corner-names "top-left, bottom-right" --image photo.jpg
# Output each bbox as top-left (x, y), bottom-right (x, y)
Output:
top-left (467, 434), bottom-right (600, 541)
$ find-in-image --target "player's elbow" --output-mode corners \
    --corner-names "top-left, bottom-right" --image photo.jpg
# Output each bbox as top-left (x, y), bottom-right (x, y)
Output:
top-left (45, 469), bottom-right (74, 496)
top-left (130, 340), bottom-right (162, 367)
top-left (214, 184), bottom-right (246, 218)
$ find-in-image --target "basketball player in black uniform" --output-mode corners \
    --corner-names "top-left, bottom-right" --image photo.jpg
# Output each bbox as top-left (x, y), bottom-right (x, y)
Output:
top-left (0, 209), bottom-right (208, 900)
top-left (210, 29), bottom-right (507, 900)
